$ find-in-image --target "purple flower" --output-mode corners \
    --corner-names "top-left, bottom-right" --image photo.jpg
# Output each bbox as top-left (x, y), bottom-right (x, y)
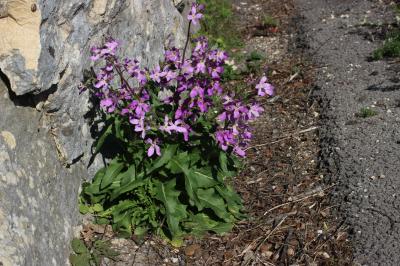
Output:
top-left (100, 97), bottom-right (117, 113)
top-left (150, 66), bottom-right (165, 83)
top-left (207, 81), bottom-right (222, 95)
top-left (193, 37), bottom-right (208, 56)
top-left (256, 76), bottom-right (274, 96)
top-left (160, 117), bottom-right (190, 141)
top-left (101, 39), bottom-right (120, 57)
top-left (187, 4), bottom-right (204, 25)
top-left (248, 104), bottom-right (264, 120)
top-left (125, 59), bottom-right (139, 75)
top-left (215, 130), bottom-right (236, 151)
top-left (189, 85), bottom-right (204, 99)
top-left (159, 115), bottom-right (172, 134)
top-left (130, 117), bottom-right (149, 139)
top-left (181, 60), bottom-right (194, 76)
top-left (136, 70), bottom-right (148, 84)
top-left (88, 33), bottom-right (273, 159)
top-left (164, 68), bottom-right (177, 82)
top-left (90, 47), bottom-right (101, 61)
top-left (165, 48), bottom-right (181, 64)
top-left (233, 146), bottom-right (246, 157)
top-left (195, 61), bottom-right (206, 74)
top-left (209, 66), bottom-right (224, 79)
top-left (146, 138), bottom-right (161, 157)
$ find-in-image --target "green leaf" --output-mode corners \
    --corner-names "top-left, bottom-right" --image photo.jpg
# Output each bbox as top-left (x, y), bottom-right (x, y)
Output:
top-left (219, 152), bottom-right (229, 172)
top-left (69, 254), bottom-right (91, 266)
top-left (100, 159), bottom-right (124, 189)
top-left (110, 179), bottom-right (146, 201)
top-left (185, 213), bottom-right (234, 236)
top-left (94, 240), bottom-right (119, 258)
top-left (94, 123), bottom-right (113, 154)
top-left (197, 188), bottom-right (232, 222)
top-left (92, 203), bottom-right (104, 213)
top-left (79, 204), bottom-right (90, 214)
top-left (167, 154), bottom-right (190, 175)
top-left (71, 238), bottom-right (89, 254)
top-left (154, 179), bottom-right (187, 238)
top-left (114, 116), bottom-right (124, 140)
top-left (184, 168), bottom-right (219, 208)
top-left (119, 165), bottom-right (136, 186)
top-left (147, 144), bottom-right (178, 173)
top-left (215, 185), bottom-right (244, 218)
top-left (134, 226), bottom-right (148, 237)
top-left (83, 168), bottom-right (106, 195)
top-left (170, 237), bottom-right (184, 248)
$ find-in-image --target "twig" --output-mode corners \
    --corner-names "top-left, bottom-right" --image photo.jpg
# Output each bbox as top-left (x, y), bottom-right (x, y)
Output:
top-left (245, 126), bottom-right (319, 151)
top-left (279, 229), bottom-right (293, 264)
top-left (263, 185), bottom-right (333, 216)
top-left (254, 216), bottom-right (288, 252)
top-left (285, 71), bottom-right (300, 84)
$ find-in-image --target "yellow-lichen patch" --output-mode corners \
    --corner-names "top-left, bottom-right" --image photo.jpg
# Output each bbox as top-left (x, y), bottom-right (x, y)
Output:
top-left (1, 131), bottom-right (16, 149)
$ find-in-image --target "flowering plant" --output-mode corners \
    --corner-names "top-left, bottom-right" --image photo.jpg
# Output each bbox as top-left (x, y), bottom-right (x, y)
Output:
top-left (80, 4), bottom-right (274, 241)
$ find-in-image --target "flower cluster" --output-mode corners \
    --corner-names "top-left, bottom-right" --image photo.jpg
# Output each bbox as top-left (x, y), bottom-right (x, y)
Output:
top-left (86, 4), bottom-right (273, 157)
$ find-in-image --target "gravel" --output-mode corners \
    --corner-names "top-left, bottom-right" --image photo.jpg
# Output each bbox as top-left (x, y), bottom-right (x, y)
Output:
top-left (295, 0), bottom-right (400, 264)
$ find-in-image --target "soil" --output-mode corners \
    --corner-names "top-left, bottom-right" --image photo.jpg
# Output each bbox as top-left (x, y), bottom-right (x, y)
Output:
top-left (78, 0), bottom-right (399, 265)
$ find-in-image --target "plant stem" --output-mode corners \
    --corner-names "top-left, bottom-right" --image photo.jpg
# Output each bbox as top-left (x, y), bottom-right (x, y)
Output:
top-left (181, 21), bottom-right (192, 65)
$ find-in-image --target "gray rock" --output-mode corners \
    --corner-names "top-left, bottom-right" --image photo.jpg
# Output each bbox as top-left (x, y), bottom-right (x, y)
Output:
top-left (0, 0), bottom-right (189, 265)
top-left (0, 80), bottom-right (84, 265)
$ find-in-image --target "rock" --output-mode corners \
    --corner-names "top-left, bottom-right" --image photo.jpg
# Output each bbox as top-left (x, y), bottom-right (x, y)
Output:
top-left (0, 0), bottom-right (189, 265)
top-left (287, 247), bottom-right (295, 256)
top-left (0, 79), bottom-right (84, 265)
top-left (185, 244), bottom-right (201, 257)
top-left (259, 243), bottom-right (272, 255)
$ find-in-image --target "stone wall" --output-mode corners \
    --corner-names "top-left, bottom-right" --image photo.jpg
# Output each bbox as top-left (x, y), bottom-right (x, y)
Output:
top-left (0, 0), bottom-right (190, 265)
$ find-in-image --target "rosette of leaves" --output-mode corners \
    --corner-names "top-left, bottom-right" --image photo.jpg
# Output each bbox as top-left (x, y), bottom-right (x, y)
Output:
top-left (81, 112), bottom-right (245, 242)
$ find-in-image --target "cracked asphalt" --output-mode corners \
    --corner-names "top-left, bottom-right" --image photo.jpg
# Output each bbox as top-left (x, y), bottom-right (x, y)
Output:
top-left (295, 0), bottom-right (400, 264)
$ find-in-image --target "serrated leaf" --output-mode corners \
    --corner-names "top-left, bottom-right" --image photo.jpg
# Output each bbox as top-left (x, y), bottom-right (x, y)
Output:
top-left (147, 144), bottom-right (178, 173)
top-left (100, 159), bottom-right (124, 189)
top-left (154, 179), bottom-right (187, 238)
top-left (92, 203), bottom-right (103, 213)
top-left (184, 168), bottom-right (219, 209)
top-left (185, 213), bottom-right (234, 236)
top-left (94, 240), bottom-right (119, 258)
top-left (215, 185), bottom-right (244, 218)
top-left (170, 237), bottom-right (184, 248)
top-left (119, 165), bottom-right (136, 186)
top-left (83, 168), bottom-right (106, 198)
top-left (71, 238), bottom-right (89, 254)
top-left (79, 204), bottom-right (90, 214)
top-left (134, 226), bottom-right (148, 237)
top-left (166, 152), bottom-right (190, 174)
top-left (197, 188), bottom-right (232, 222)
top-left (110, 179), bottom-right (146, 201)
top-left (69, 254), bottom-right (91, 266)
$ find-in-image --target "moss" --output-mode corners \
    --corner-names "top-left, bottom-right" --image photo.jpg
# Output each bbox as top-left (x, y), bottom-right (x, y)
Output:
top-left (372, 30), bottom-right (400, 60)
top-left (197, 0), bottom-right (243, 50)
top-left (357, 107), bottom-right (378, 118)
top-left (262, 15), bottom-right (279, 27)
